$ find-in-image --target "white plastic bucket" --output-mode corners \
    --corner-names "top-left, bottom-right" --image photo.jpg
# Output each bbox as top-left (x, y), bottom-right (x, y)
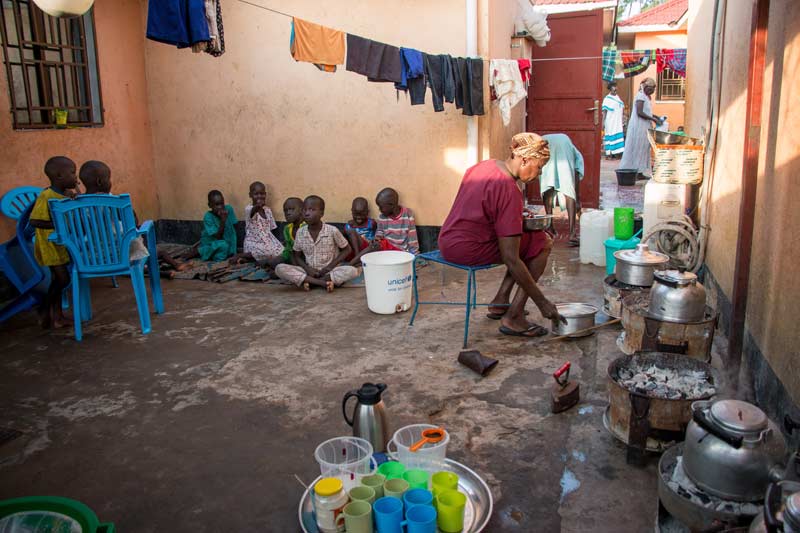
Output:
top-left (314, 436), bottom-right (376, 491)
top-left (361, 251), bottom-right (415, 314)
top-left (387, 424), bottom-right (449, 471)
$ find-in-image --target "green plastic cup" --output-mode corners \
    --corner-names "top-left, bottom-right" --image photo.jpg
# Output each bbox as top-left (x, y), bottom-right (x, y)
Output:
top-left (383, 478), bottom-right (410, 500)
top-left (436, 489), bottom-right (467, 533)
top-left (349, 485), bottom-right (376, 505)
top-left (335, 500), bottom-right (373, 533)
top-left (402, 469), bottom-right (429, 490)
top-left (614, 207), bottom-right (635, 240)
top-left (378, 461), bottom-right (406, 480)
top-left (361, 473), bottom-right (386, 499)
top-left (431, 471), bottom-right (459, 497)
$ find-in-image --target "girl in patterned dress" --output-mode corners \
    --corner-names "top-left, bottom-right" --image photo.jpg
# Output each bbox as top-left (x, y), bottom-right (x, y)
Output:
top-left (231, 181), bottom-right (285, 266)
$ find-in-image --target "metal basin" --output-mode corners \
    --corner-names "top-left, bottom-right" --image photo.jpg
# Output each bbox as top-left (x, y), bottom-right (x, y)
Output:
top-left (551, 303), bottom-right (598, 337)
top-left (523, 214), bottom-right (553, 232)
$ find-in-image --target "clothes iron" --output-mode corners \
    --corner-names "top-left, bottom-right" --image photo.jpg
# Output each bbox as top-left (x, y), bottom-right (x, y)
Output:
top-left (551, 362), bottom-right (580, 413)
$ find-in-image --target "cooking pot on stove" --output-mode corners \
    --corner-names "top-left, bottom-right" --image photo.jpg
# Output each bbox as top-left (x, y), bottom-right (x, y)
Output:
top-left (613, 243), bottom-right (669, 287)
top-left (684, 399), bottom-right (787, 502)
top-left (648, 269), bottom-right (707, 322)
top-left (748, 481), bottom-right (800, 532)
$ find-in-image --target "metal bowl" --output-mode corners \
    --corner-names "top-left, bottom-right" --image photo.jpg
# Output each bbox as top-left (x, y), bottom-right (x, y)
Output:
top-left (551, 303), bottom-right (598, 337)
top-left (523, 215), bottom-right (553, 232)
top-left (299, 458), bottom-right (493, 532)
top-left (650, 129), bottom-right (697, 146)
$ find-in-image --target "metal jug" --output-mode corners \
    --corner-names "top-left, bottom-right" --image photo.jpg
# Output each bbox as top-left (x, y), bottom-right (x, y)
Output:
top-left (342, 383), bottom-right (390, 453)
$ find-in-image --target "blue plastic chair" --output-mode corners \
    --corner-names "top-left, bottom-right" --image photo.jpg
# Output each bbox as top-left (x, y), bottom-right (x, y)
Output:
top-left (0, 186), bottom-right (42, 220)
top-left (0, 203), bottom-right (48, 322)
top-left (408, 250), bottom-right (508, 348)
top-left (47, 194), bottom-right (164, 341)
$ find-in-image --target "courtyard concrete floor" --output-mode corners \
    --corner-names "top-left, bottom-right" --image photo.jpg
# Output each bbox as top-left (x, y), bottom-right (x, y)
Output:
top-left (0, 247), bottom-right (661, 532)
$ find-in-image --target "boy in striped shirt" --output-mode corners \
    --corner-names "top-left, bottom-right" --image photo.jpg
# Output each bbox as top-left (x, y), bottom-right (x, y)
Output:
top-left (374, 188), bottom-right (419, 255)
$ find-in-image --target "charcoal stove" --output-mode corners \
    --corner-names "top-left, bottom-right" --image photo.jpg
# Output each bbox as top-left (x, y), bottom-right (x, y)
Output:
top-left (603, 274), bottom-right (650, 319)
top-left (658, 443), bottom-right (761, 532)
top-left (618, 295), bottom-right (718, 361)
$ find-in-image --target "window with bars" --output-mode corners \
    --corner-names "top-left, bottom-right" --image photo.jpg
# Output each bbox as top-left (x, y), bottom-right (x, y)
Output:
top-left (0, 0), bottom-right (102, 129)
top-left (657, 68), bottom-right (685, 102)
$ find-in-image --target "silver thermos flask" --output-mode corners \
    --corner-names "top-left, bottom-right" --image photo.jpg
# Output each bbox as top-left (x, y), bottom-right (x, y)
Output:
top-left (342, 383), bottom-right (390, 453)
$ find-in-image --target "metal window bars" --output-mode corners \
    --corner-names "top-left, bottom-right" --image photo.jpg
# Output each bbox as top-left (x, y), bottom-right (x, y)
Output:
top-left (657, 68), bottom-right (686, 102)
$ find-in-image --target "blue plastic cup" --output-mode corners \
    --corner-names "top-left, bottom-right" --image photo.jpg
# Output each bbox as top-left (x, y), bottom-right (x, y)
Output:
top-left (373, 496), bottom-right (404, 533)
top-left (403, 488), bottom-right (434, 517)
top-left (405, 504), bottom-right (437, 533)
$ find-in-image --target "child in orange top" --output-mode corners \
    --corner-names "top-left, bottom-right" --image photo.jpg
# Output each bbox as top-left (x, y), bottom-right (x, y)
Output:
top-left (29, 156), bottom-right (78, 328)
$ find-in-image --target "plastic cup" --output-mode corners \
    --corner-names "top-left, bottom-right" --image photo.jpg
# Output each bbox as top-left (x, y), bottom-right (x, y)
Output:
top-left (349, 485), bottom-right (376, 505)
top-left (378, 461), bottom-right (406, 480)
top-left (373, 496), bottom-right (403, 533)
top-left (405, 504), bottom-right (437, 533)
top-left (361, 473), bottom-right (386, 499)
top-left (403, 488), bottom-right (434, 518)
top-left (384, 478), bottom-right (410, 500)
top-left (402, 469), bottom-right (429, 490)
top-left (431, 471), bottom-right (459, 497)
top-left (436, 489), bottom-right (467, 533)
top-left (614, 207), bottom-right (635, 240)
top-left (335, 500), bottom-right (373, 533)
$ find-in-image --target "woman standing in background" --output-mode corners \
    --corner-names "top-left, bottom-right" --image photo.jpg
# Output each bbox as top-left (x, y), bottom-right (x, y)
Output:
top-left (602, 81), bottom-right (625, 159)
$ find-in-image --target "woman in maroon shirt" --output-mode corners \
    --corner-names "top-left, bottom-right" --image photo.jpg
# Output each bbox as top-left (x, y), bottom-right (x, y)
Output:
top-left (439, 132), bottom-right (565, 337)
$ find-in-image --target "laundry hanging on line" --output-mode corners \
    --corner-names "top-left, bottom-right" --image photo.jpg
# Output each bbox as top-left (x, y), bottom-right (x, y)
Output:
top-left (601, 48), bottom-right (687, 79)
top-left (146, 0), bottom-right (225, 57)
top-left (290, 18), bottom-right (345, 72)
top-left (346, 34), bottom-right (403, 83)
top-left (489, 59), bottom-right (527, 126)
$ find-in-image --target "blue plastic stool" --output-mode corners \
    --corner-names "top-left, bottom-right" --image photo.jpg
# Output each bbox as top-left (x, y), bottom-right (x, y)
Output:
top-left (408, 250), bottom-right (507, 348)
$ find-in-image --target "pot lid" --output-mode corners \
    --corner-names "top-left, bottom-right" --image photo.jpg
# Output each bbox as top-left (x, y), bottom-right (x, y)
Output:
top-left (709, 399), bottom-right (768, 433)
top-left (614, 243), bottom-right (669, 266)
top-left (555, 303), bottom-right (598, 318)
top-left (654, 269), bottom-right (698, 286)
top-left (784, 493), bottom-right (800, 529)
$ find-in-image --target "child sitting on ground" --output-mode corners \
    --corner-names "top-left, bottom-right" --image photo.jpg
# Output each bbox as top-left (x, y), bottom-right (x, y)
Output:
top-left (230, 181), bottom-right (285, 266)
top-left (79, 160), bottom-right (187, 273)
top-left (373, 187), bottom-right (420, 255)
top-left (280, 197), bottom-right (305, 263)
top-left (198, 190), bottom-right (237, 261)
top-left (345, 196), bottom-right (377, 266)
top-left (29, 156), bottom-right (78, 328)
top-left (275, 195), bottom-right (358, 291)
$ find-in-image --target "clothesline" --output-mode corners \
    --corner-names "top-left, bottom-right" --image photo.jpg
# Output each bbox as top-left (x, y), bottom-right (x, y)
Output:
top-left (534, 52), bottom-right (684, 62)
top-left (236, 0), bottom-right (292, 19)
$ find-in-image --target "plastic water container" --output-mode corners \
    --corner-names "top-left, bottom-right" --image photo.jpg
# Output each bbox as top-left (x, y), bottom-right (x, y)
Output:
top-left (579, 209), bottom-right (614, 266)
top-left (604, 236), bottom-right (641, 275)
top-left (361, 251), bottom-right (415, 314)
top-left (387, 424), bottom-right (449, 470)
top-left (314, 437), bottom-right (376, 491)
top-left (643, 181), bottom-right (693, 237)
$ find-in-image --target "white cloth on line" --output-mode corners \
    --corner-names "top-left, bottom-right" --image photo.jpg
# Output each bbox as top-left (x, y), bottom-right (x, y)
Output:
top-left (489, 59), bottom-right (527, 127)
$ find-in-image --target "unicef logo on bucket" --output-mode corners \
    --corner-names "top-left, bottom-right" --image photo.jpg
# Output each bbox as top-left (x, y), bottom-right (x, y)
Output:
top-left (387, 274), bottom-right (412, 293)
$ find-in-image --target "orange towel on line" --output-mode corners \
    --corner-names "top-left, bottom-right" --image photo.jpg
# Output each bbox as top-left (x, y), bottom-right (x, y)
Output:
top-left (290, 17), bottom-right (345, 73)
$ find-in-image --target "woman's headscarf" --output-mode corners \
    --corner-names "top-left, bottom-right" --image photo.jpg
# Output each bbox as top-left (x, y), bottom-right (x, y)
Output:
top-left (511, 132), bottom-right (550, 161)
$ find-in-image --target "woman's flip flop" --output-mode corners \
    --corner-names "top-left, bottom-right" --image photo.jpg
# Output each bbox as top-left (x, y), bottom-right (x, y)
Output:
top-left (499, 324), bottom-right (549, 337)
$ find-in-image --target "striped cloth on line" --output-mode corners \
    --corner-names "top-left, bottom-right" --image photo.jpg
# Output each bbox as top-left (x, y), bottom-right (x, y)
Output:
top-left (602, 47), bottom-right (618, 82)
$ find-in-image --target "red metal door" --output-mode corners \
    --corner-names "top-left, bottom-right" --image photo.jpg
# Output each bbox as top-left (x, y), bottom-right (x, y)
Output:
top-left (526, 10), bottom-right (604, 208)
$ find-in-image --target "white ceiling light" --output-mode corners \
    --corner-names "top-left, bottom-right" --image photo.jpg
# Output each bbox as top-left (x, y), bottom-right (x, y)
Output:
top-left (32, 0), bottom-right (94, 17)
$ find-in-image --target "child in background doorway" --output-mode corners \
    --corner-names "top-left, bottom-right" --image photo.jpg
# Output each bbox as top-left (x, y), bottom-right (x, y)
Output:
top-left (230, 181), bottom-right (285, 266)
top-left (345, 196), bottom-right (377, 266)
top-left (275, 195), bottom-right (358, 291)
top-left (280, 197), bottom-right (305, 263)
top-left (198, 190), bottom-right (238, 261)
top-left (29, 156), bottom-right (78, 328)
top-left (373, 187), bottom-right (419, 255)
top-left (78, 160), bottom-right (187, 273)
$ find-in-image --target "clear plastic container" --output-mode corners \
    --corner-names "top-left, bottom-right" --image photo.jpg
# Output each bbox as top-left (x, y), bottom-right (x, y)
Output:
top-left (312, 477), bottom-right (348, 533)
top-left (579, 209), bottom-right (614, 266)
top-left (387, 424), bottom-right (449, 470)
top-left (314, 437), bottom-right (375, 491)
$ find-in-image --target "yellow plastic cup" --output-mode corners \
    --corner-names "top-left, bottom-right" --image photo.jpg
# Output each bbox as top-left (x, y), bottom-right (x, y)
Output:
top-left (436, 489), bottom-right (467, 533)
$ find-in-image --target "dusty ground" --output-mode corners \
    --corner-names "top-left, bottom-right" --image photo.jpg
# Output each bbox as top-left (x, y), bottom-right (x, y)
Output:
top-left (0, 247), bottom-right (661, 532)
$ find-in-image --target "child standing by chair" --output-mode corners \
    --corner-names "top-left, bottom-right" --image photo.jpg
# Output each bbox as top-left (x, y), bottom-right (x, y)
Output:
top-left (198, 190), bottom-right (237, 261)
top-left (29, 156), bottom-right (78, 328)
top-left (230, 181), bottom-right (285, 266)
top-left (275, 195), bottom-right (358, 291)
top-left (374, 188), bottom-right (419, 255)
top-left (345, 196), bottom-right (377, 266)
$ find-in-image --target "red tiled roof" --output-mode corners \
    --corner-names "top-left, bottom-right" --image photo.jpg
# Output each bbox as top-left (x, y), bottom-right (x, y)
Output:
top-left (532, 0), bottom-right (606, 5)
top-left (618, 0), bottom-right (688, 27)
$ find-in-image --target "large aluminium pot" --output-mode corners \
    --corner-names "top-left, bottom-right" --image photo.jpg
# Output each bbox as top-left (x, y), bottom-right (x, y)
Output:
top-left (648, 269), bottom-right (707, 322)
top-left (551, 303), bottom-right (598, 337)
top-left (684, 399), bottom-right (787, 502)
top-left (613, 243), bottom-right (669, 287)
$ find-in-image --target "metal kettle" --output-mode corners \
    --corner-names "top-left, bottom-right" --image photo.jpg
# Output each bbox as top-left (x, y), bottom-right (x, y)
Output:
top-left (648, 269), bottom-right (707, 322)
top-left (342, 383), bottom-right (390, 453)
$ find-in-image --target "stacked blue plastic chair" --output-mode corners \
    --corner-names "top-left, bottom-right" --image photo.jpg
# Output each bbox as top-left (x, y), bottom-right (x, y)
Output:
top-left (0, 186), bottom-right (42, 221)
top-left (47, 193), bottom-right (164, 341)
top-left (0, 203), bottom-right (48, 322)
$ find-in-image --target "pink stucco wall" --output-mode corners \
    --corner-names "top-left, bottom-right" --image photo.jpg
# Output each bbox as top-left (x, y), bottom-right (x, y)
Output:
top-left (0, 0), bottom-right (156, 241)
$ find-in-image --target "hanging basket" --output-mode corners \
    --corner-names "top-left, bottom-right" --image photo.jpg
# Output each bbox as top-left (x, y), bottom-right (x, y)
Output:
top-left (32, 0), bottom-right (94, 17)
